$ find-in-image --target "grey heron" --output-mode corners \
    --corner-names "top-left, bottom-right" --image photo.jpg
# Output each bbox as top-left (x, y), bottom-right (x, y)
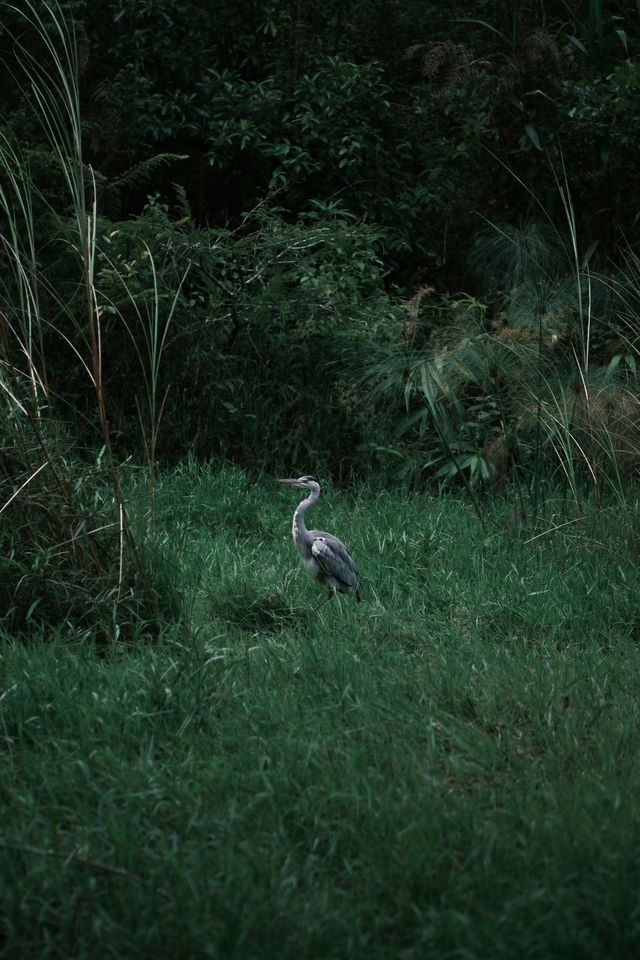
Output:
top-left (279, 475), bottom-right (362, 602)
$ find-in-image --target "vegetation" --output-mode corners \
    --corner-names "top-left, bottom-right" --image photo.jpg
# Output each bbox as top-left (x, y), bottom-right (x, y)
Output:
top-left (3, 464), bottom-right (640, 959)
top-left (2, 0), bottom-right (640, 487)
top-left (2, 1), bottom-right (640, 955)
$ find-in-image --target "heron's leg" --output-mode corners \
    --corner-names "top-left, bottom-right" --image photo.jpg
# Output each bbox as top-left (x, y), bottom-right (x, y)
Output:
top-left (320, 585), bottom-right (338, 606)
top-left (330, 585), bottom-right (344, 612)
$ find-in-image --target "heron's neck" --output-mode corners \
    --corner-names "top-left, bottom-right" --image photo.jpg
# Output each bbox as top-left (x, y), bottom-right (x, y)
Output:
top-left (293, 488), bottom-right (319, 546)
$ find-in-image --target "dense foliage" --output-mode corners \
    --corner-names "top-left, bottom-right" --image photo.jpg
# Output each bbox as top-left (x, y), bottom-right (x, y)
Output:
top-left (1, 1), bottom-right (640, 479)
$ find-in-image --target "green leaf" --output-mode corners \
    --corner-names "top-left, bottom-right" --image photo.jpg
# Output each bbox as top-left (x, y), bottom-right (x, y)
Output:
top-left (615, 29), bottom-right (628, 53)
top-left (524, 124), bottom-right (542, 151)
top-left (606, 354), bottom-right (622, 376)
top-left (568, 35), bottom-right (588, 54)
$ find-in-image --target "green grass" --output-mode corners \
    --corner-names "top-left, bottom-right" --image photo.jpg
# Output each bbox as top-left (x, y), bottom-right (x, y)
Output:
top-left (3, 462), bottom-right (640, 958)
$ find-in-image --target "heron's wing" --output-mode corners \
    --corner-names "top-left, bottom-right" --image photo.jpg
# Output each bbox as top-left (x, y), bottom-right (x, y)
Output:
top-left (310, 532), bottom-right (359, 588)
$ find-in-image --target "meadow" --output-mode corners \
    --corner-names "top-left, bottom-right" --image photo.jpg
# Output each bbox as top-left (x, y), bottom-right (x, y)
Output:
top-left (3, 2), bottom-right (640, 956)
top-left (2, 462), bottom-right (640, 959)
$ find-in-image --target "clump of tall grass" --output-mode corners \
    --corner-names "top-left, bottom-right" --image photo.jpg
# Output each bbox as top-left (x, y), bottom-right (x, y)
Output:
top-left (0, 1), bottom-right (176, 636)
top-left (357, 157), bottom-right (640, 516)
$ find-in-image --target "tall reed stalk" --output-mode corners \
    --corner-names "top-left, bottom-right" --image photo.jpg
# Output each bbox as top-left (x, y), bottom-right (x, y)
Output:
top-left (100, 240), bottom-right (190, 528)
top-left (0, 0), bottom-right (143, 632)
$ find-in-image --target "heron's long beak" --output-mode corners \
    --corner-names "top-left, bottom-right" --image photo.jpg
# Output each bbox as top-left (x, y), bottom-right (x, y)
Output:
top-left (278, 478), bottom-right (299, 486)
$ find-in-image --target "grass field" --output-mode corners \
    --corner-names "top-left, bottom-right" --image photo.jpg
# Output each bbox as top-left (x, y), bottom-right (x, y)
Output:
top-left (2, 462), bottom-right (640, 959)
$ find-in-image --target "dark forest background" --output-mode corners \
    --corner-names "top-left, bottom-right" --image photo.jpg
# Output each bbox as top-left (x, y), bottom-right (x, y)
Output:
top-left (3, 0), bottom-right (640, 485)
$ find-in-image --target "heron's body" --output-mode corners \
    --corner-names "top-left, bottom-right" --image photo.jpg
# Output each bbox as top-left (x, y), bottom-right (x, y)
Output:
top-left (281, 476), bottom-right (362, 602)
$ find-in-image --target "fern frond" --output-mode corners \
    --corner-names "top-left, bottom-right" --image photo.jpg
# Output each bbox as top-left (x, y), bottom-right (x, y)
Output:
top-left (172, 182), bottom-right (193, 225)
top-left (109, 153), bottom-right (188, 193)
top-left (523, 27), bottom-right (563, 75)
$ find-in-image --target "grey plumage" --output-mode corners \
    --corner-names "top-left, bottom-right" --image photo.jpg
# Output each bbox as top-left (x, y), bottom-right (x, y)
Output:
top-left (279, 475), bottom-right (362, 602)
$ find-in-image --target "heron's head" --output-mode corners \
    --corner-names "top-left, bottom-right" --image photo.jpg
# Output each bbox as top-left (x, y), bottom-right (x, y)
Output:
top-left (278, 475), bottom-right (320, 491)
